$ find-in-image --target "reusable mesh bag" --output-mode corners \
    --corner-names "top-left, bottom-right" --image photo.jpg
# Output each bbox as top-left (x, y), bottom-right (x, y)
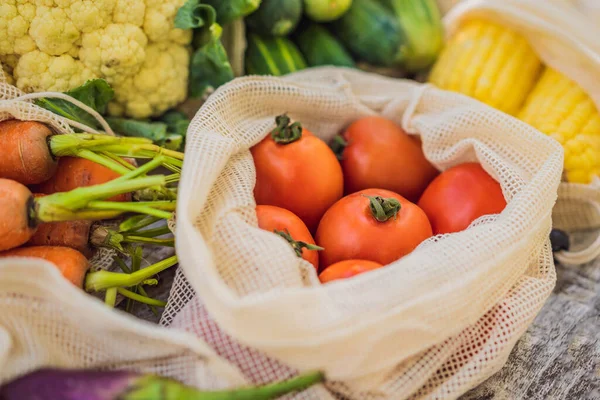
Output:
top-left (160, 65), bottom-right (564, 399)
top-left (439, 0), bottom-right (600, 265)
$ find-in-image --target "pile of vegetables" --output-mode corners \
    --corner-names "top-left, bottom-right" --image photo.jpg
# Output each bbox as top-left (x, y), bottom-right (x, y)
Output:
top-left (0, 0), bottom-right (446, 144)
top-left (242, 0), bottom-right (445, 77)
top-left (0, 76), bottom-right (186, 313)
top-left (252, 114), bottom-right (508, 283)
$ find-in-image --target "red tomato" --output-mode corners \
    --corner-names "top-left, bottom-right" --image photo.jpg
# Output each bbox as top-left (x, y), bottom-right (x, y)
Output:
top-left (315, 188), bottom-right (432, 269)
top-left (319, 259), bottom-right (384, 283)
top-left (334, 116), bottom-right (439, 202)
top-left (256, 205), bottom-right (320, 270)
top-left (252, 114), bottom-right (344, 233)
top-left (417, 163), bottom-right (507, 235)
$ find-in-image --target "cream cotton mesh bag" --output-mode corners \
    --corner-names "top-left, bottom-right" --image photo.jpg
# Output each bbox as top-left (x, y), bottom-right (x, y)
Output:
top-left (160, 65), bottom-right (564, 399)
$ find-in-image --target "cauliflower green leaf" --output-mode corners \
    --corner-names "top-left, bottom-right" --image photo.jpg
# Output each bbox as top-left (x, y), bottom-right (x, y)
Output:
top-left (35, 78), bottom-right (114, 129)
top-left (174, 0), bottom-right (216, 30)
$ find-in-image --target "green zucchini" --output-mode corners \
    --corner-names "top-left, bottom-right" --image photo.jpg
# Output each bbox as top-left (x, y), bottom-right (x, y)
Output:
top-left (331, 0), bottom-right (405, 67)
top-left (245, 34), bottom-right (307, 76)
top-left (304, 0), bottom-right (352, 22)
top-left (295, 24), bottom-right (355, 68)
top-left (245, 0), bottom-right (303, 36)
top-left (203, 0), bottom-right (262, 24)
top-left (378, 0), bottom-right (444, 71)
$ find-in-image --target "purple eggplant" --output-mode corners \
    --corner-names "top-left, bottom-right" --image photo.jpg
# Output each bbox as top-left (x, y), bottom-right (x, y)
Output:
top-left (0, 368), bottom-right (325, 400)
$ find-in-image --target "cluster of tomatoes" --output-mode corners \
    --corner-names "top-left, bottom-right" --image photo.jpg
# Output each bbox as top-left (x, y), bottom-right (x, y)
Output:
top-left (251, 114), bottom-right (507, 283)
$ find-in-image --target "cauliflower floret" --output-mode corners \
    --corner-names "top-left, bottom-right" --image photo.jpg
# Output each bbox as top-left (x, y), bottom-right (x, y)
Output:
top-left (14, 50), bottom-right (97, 92)
top-left (65, 0), bottom-right (116, 33)
top-left (109, 42), bottom-right (189, 118)
top-left (143, 0), bottom-right (192, 45)
top-left (0, 54), bottom-right (19, 85)
top-left (80, 23), bottom-right (148, 84)
top-left (2, 0), bottom-right (194, 118)
top-left (29, 6), bottom-right (80, 55)
top-left (0, 1), bottom-right (36, 55)
top-left (113, 0), bottom-right (146, 26)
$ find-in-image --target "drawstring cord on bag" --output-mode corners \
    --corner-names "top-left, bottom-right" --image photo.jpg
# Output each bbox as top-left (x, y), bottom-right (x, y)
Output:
top-left (553, 201), bottom-right (600, 266)
top-left (7, 91), bottom-right (116, 136)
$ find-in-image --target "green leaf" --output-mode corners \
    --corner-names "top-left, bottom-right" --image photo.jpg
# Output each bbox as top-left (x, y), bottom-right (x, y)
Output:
top-left (189, 32), bottom-right (235, 98)
top-left (203, 0), bottom-right (262, 25)
top-left (106, 117), bottom-right (168, 142)
top-left (160, 110), bottom-right (190, 138)
top-left (35, 79), bottom-right (114, 129)
top-left (65, 79), bottom-right (114, 114)
top-left (174, 0), bottom-right (217, 30)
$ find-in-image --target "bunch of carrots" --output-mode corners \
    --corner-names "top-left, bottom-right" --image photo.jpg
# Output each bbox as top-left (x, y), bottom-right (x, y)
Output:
top-left (0, 118), bottom-right (182, 311)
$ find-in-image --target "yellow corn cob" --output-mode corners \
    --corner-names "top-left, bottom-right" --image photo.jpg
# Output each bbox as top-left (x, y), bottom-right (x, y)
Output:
top-left (429, 19), bottom-right (542, 115)
top-left (519, 68), bottom-right (600, 184)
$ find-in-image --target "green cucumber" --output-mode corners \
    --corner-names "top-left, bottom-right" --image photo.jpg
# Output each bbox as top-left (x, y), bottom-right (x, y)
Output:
top-left (331, 0), bottom-right (405, 67)
top-left (304, 0), bottom-right (352, 22)
top-left (245, 34), bottom-right (307, 76)
top-left (245, 0), bottom-right (303, 36)
top-left (295, 24), bottom-right (355, 67)
top-left (378, 0), bottom-right (444, 71)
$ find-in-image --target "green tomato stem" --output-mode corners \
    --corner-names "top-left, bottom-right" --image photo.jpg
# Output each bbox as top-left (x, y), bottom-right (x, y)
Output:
top-left (274, 229), bottom-right (324, 258)
top-left (85, 255), bottom-right (178, 292)
top-left (270, 114), bottom-right (303, 144)
top-left (364, 195), bottom-right (401, 222)
top-left (117, 288), bottom-right (167, 307)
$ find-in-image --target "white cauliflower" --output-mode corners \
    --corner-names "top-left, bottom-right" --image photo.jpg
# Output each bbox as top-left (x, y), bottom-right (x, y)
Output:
top-left (0, 0), bottom-right (191, 118)
top-left (108, 42), bottom-right (189, 118)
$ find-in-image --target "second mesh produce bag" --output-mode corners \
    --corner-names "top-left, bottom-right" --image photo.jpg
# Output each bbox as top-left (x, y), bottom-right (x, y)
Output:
top-left (430, 0), bottom-right (600, 265)
top-left (164, 67), bottom-right (564, 399)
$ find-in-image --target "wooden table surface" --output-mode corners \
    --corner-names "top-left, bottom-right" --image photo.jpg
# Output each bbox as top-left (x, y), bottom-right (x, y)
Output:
top-left (130, 243), bottom-right (600, 399)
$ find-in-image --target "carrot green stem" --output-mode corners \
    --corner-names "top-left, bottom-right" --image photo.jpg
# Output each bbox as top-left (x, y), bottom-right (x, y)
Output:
top-left (117, 288), bottom-right (167, 307)
top-left (122, 236), bottom-right (175, 247)
top-left (130, 225), bottom-right (171, 237)
top-left (138, 285), bottom-right (159, 317)
top-left (270, 114), bottom-right (303, 144)
top-left (101, 151), bottom-right (136, 170)
top-left (113, 156), bottom-right (166, 182)
top-left (119, 215), bottom-right (160, 232)
top-left (274, 229), bottom-right (324, 258)
top-left (74, 149), bottom-right (132, 175)
top-left (85, 255), bottom-right (178, 292)
top-left (127, 201), bottom-right (176, 211)
top-left (114, 256), bottom-right (131, 274)
top-left (105, 288), bottom-right (117, 307)
top-left (364, 195), bottom-right (401, 222)
top-left (34, 175), bottom-right (166, 222)
top-left (85, 201), bottom-right (173, 219)
top-left (142, 279), bottom-right (158, 286)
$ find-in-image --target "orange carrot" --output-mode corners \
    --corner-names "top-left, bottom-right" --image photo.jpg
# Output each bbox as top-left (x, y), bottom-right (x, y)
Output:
top-left (0, 174), bottom-right (167, 251)
top-left (0, 120), bottom-right (57, 184)
top-left (0, 246), bottom-right (89, 287)
top-left (33, 157), bottom-right (131, 202)
top-left (0, 179), bottom-right (38, 251)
